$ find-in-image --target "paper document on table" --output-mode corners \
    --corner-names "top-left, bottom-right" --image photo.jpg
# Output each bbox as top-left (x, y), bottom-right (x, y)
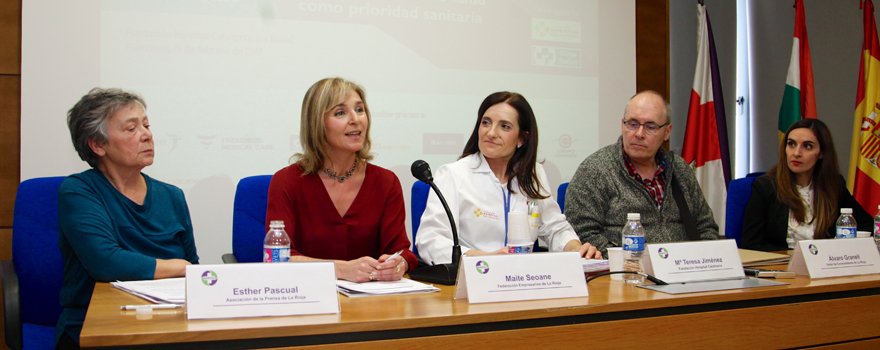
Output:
top-left (739, 249), bottom-right (791, 267)
top-left (582, 259), bottom-right (610, 273)
top-left (336, 278), bottom-right (440, 298)
top-left (111, 277), bottom-right (186, 304)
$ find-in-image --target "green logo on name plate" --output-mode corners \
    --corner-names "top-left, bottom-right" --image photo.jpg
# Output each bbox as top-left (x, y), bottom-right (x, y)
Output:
top-left (658, 247), bottom-right (669, 259)
top-left (201, 270), bottom-right (218, 286)
top-left (476, 260), bottom-right (490, 274)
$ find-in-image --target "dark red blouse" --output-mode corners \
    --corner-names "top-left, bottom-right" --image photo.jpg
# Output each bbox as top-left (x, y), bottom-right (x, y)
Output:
top-left (265, 163), bottom-right (417, 270)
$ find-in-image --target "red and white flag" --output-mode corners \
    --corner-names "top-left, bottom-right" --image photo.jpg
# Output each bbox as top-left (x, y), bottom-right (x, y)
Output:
top-left (682, 2), bottom-right (731, 237)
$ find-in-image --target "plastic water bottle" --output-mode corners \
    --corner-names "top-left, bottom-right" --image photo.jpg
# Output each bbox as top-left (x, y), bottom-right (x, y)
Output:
top-left (874, 205), bottom-right (880, 251)
top-left (507, 211), bottom-right (533, 253)
top-left (263, 220), bottom-right (291, 262)
top-left (835, 208), bottom-right (857, 239)
top-left (621, 213), bottom-right (645, 284)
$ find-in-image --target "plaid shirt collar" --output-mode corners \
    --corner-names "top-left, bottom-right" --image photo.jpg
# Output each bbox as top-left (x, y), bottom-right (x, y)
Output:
top-left (623, 147), bottom-right (668, 211)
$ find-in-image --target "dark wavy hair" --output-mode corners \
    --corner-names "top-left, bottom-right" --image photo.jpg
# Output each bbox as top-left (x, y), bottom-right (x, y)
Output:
top-left (460, 92), bottom-right (547, 200)
top-left (767, 118), bottom-right (840, 238)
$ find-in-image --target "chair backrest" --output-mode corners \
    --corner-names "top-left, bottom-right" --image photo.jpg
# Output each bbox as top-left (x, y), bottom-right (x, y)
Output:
top-left (410, 181), bottom-right (431, 258)
top-left (12, 176), bottom-right (66, 327)
top-left (557, 183), bottom-right (569, 213)
top-left (232, 175), bottom-right (273, 263)
top-left (725, 173), bottom-right (764, 247)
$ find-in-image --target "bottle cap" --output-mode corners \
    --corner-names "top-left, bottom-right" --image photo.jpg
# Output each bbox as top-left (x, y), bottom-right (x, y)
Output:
top-left (269, 220), bottom-right (285, 228)
top-left (627, 213), bottom-right (640, 220)
top-left (841, 208), bottom-right (853, 214)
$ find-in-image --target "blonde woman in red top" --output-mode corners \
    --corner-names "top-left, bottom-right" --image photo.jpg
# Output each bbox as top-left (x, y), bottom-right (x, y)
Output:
top-left (266, 77), bottom-right (416, 282)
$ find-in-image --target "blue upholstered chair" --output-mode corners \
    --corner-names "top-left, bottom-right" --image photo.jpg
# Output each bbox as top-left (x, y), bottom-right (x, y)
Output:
top-left (725, 172), bottom-right (766, 247)
top-left (222, 175), bottom-right (273, 264)
top-left (1, 176), bottom-right (67, 350)
top-left (410, 181), bottom-right (431, 258)
top-left (557, 182), bottom-right (569, 212)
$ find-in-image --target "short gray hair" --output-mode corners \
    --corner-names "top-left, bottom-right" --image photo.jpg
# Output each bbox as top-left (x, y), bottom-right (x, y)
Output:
top-left (67, 88), bottom-right (146, 168)
top-left (624, 90), bottom-right (672, 124)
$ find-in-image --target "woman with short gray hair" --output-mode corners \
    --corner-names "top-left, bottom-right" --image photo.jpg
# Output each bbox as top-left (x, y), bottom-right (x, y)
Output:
top-left (67, 88), bottom-right (146, 168)
top-left (55, 88), bottom-right (199, 349)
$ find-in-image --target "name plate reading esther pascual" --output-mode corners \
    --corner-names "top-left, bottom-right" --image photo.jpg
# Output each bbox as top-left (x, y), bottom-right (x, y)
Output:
top-left (788, 238), bottom-right (880, 279)
top-left (645, 240), bottom-right (744, 284)
top-left (185, 262), bottom-right (339, 320)
top-left (453, 252), bottom-right (587, 303)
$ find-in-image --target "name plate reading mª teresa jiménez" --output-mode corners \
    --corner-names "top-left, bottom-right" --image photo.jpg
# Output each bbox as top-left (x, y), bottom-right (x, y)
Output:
top-left (453, 252), bottom-right (587, 303)
top-left (644, 240), bottom-right (744, 284)
top-left (185, 262), bottom-right (339, 320)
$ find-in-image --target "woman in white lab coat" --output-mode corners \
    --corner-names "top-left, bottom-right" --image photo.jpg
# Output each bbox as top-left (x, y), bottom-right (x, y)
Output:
top-left (415, 92), bottom-right (602, 265)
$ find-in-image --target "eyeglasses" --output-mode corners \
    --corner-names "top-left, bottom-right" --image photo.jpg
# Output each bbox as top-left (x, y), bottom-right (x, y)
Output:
top-left (623, 119), bottom-right (669, 135)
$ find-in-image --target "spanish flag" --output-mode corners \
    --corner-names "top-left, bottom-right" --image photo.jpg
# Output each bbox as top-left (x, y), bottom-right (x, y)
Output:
top-left (848, 0), bottom-right (880, 214)
top-left (778, 0), bottom-right (817, 141)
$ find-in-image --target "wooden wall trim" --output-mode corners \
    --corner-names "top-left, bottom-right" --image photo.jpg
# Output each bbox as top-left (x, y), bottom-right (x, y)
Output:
top-left (0, 0), bottom-right (19, 229)
top-left (0, 1), bottom-right (20, 76)
top-left (0, 76), bottom-right (19, 228)
top-left (635, 0), bottom-right (670, 98)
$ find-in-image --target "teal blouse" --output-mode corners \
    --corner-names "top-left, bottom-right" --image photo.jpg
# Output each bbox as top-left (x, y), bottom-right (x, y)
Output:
top-left (55, 169), bottom-right (198, 344)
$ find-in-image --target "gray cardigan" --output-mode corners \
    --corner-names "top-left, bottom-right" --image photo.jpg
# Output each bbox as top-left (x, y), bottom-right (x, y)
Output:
top-left (564, 137), bottom-right (720, 257)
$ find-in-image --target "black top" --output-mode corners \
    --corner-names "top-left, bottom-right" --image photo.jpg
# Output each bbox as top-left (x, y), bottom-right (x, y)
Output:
top-left (741, 175), bottom-right (873, 251)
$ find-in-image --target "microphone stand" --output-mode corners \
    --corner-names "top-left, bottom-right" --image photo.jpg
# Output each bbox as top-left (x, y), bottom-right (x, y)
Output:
top-left (408, 181), bottom-right (462, 285)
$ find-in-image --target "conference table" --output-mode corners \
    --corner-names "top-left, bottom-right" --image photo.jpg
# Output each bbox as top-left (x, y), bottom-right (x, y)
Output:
top-left (80, 263), bottom-right (880, 349)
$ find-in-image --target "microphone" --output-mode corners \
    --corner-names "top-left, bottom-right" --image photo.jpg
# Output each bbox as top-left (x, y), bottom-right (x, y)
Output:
top-left (411, 160), bottom-right (433, 183)
top-left (408, 160), bottom-right (462, 285)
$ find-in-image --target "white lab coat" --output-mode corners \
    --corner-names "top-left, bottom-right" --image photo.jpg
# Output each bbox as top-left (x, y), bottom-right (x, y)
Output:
top-left (415, 153), bottom-right (580, 265)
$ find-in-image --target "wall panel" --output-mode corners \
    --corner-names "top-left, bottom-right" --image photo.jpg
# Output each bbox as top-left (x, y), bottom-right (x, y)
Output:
top-left (635, 0), bottom-right (669, 98)
top-left (0, 1), bottom-right (20, 75)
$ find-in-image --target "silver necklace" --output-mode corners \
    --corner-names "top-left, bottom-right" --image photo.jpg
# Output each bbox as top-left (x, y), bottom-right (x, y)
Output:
top-left (323, 158), bottom-right (358, 182)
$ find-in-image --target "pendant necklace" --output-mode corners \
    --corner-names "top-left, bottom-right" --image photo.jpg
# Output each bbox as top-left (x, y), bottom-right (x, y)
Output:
top-left (323, 158), bottom-right (359, 182)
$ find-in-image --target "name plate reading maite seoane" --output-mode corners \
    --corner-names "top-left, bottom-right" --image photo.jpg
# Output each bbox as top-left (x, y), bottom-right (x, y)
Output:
top-left (453, 252), bottom-right (587, 303)
top-left (645, 240), bottom-right (744, 284)
top-left (185, 262), bottom-right (339, 320)
top-left (787, 238), bottom-right (880, 279)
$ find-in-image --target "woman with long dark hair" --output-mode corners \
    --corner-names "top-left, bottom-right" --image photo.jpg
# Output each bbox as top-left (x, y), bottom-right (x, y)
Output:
top-left (415, 92), bottom-right (601, 265)
top-left (742, 119), bottom-right (872, 251)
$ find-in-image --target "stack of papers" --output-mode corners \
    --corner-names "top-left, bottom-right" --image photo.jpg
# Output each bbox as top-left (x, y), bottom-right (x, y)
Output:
top-left (111, 278), bottom-right (186, 304)
top-left (336, 278), bottom-right (440, 298)
top-left (582, 259), bottom-right (610, 273)
top-left (739, 249), bottom-right (791, 267)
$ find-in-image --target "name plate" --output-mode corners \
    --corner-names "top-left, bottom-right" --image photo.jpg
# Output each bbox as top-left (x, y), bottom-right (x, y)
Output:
top-left (645, 240), bottom-right (744, 284)
top-left (787, 238), bottom-right (880, 279)
top-left (185, 262), bottom-right (339, 320)
top-left (453, 252), bottom-right (587, 303)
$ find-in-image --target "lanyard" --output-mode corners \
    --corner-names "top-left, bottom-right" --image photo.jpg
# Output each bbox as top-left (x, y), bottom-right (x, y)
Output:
top-left (502, 186), bottom-right (512, 246)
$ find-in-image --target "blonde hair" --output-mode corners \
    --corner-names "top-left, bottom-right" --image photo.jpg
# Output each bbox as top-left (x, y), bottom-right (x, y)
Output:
top-left (292, 77), bottom-right (373, 174)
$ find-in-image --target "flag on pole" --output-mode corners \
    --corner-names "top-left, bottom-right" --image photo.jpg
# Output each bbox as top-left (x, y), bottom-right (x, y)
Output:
top-left (778, 0), bottom-right (817, 140)
top-left (848, 0), bottom-right (880, 214)
top-left (681, 2), bottom-right (731, 237)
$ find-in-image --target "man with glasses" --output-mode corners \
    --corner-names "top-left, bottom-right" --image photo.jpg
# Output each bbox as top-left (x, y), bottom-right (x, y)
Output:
top-left (564, 91), bottom-right (719, 258)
